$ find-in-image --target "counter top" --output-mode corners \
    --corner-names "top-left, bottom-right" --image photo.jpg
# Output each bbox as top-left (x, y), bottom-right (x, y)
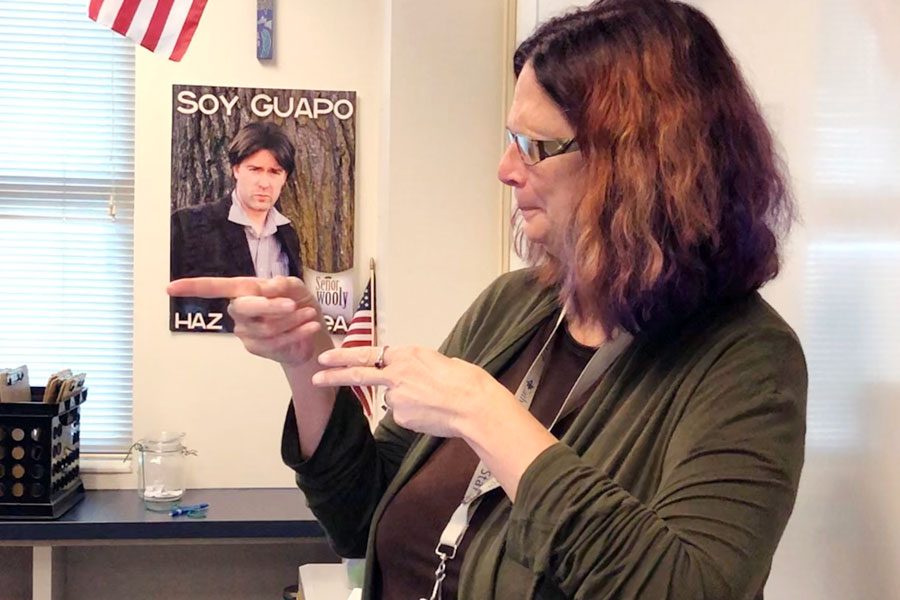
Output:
top-left (0, 488), bottom-right (324, 542)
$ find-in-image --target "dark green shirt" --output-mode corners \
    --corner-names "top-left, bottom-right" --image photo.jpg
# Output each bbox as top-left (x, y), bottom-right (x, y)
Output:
top-left (282, 269), bottom-right (807, 600)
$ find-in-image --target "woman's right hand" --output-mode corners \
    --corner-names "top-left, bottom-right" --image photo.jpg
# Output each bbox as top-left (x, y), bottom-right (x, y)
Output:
top-left (167, 276), bottom-right (332, 366)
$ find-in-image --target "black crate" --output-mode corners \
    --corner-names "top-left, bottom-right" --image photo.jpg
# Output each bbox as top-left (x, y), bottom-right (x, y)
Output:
top-left (0, 387), bottom-right (86, 519)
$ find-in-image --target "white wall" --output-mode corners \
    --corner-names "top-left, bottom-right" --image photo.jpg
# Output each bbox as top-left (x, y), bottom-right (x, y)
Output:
top-left (86, 0), bottom-right (509, 490)
top-left (378, 0), bottom-right (509, 348)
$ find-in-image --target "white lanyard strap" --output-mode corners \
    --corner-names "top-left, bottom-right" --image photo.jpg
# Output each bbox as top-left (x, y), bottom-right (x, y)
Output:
top-left (421, 314), bottom-right (632, 600)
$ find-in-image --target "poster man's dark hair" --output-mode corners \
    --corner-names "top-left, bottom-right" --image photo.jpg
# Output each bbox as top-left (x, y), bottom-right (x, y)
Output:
top-left (227, 121), bottom-right (296, 178)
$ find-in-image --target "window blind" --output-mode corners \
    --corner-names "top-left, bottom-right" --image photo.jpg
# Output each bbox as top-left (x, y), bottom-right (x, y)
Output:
top-left (0, 0), bottom-right (135, 454)
top-left (804, 0), bottom-right (900, 450)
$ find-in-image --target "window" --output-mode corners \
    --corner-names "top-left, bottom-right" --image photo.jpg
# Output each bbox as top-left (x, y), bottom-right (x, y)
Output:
top-left (0, 0), bottom-right (135, 454)
top-left (805, 0), bottom-right (900, 450)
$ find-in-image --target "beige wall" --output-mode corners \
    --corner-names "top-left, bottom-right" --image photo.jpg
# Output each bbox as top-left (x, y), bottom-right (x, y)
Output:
top-left (86, 0), bottom-right (509, 490)
top-left (379, 0), bottom-right (509, 348)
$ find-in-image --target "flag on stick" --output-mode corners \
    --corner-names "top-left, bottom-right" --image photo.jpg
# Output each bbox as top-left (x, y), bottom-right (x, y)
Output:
top-left (341, 260), bottom-right (377, 418)
top-left (88, 0), bottom-right (208, 62)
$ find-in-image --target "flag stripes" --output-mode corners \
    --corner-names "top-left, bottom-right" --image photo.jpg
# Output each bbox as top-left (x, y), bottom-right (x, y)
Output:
top-left (88, 0), bottom-right (207, 61)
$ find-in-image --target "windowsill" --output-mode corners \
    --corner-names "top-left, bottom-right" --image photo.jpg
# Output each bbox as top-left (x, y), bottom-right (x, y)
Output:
top-left (79, 454), bottom-right (132, 474)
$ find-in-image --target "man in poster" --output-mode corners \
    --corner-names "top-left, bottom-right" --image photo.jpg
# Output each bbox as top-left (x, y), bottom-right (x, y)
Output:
top-left (170, 121), bottom-right (302, 332)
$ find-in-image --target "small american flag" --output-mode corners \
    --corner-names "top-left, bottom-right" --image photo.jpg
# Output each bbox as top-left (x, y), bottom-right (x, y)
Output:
top-left (88, 0), bottom-right (208, 62)
top-left (342, 275), bottom-right (376, 417)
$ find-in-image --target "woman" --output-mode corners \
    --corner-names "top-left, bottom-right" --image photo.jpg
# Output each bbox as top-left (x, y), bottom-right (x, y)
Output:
top-left (169, 1), bottom-right (805, 598)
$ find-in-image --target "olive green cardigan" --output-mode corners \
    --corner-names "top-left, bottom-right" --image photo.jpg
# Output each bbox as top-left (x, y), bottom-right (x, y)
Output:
top-left (282, 269), bottom-right (806, 600)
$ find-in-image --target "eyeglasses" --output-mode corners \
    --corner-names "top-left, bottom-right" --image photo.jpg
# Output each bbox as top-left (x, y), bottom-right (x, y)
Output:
top-left (505, 129), bottom-right (580, 165)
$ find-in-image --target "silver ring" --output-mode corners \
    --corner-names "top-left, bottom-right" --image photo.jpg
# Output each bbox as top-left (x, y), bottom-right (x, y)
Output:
top-left (374, 345), bottom-right (389, 369)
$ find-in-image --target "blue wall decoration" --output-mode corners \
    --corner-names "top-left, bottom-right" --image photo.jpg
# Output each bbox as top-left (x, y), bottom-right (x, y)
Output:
top-left (257, 0), bottom-right (274, 61)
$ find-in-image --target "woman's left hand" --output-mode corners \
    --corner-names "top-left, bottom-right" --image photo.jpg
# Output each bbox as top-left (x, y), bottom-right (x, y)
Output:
top-left (311, 346), bottom-right (513, 438)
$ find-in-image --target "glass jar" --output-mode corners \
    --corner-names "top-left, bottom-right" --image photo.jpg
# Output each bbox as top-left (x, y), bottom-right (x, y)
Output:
top-left (132, 432), bottom-right (195, 503)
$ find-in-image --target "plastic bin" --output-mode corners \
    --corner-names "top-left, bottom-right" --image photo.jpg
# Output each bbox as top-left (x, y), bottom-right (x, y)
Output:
top-left (0, 386), bottom-right (86, 519)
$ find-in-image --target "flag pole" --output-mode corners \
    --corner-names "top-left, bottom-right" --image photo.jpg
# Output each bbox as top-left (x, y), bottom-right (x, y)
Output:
top-left (370, 257), bottom-right (377, 347)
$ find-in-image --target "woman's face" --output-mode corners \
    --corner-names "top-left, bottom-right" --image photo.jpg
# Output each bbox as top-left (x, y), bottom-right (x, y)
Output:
top-left (498, 62), bottom-right (586, 248)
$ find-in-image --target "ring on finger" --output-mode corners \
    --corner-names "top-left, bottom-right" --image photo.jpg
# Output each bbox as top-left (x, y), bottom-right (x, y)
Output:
top-left (374, 345), bottom-right (389, 369)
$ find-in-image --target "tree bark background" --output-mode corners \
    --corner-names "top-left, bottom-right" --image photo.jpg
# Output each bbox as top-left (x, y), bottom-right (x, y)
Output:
top-left (170, 85), bottom-right (355, 272)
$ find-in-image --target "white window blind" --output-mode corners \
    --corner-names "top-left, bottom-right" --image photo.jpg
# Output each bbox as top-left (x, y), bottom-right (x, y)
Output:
top-left (0, 0), bottom-right (135, 454)
top-left (804, 0), bottom-right (900, 451)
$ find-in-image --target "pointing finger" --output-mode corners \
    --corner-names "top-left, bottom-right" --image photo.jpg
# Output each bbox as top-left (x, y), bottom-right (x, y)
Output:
top-left (318, 347), bottom-right (387, 368)
top-left (311, 367), bottom-right (393, 388)
top-left (168, 277), bottom-right (263, 299)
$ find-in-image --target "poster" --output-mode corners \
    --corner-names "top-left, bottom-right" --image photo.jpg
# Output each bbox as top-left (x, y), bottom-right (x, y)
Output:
top-left (169, 85), bottom-right (356, 333)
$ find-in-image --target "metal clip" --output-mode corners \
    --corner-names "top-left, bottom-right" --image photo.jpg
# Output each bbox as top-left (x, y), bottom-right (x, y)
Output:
top-left (420, 553), bottom-right (450, 600)
top-left (123, 442), bottom-right (142, 462)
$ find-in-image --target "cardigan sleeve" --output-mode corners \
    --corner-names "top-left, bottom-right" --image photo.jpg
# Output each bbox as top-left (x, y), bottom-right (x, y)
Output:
top-left (281, 387), bottom-right (418, 557)
top-left (504, 328), bottom-right (807, 600)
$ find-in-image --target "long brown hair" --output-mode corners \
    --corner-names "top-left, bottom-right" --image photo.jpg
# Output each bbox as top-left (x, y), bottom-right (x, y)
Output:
top-left (514, 0), bottom-right (794, 335)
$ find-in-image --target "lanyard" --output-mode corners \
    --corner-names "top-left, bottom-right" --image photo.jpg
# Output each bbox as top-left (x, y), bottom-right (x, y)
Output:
top-left (420, 313), bottom-right (632, 600)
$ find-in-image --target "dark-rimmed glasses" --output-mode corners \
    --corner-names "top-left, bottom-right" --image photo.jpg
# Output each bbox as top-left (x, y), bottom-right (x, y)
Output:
top-left (505, 129), bottom-right (580, 165)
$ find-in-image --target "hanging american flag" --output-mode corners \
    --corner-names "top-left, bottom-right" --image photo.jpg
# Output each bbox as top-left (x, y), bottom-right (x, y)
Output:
top-left (88, 0), bottom-right (208, 62)
top-left (342, 273), bottom-right (376, 417)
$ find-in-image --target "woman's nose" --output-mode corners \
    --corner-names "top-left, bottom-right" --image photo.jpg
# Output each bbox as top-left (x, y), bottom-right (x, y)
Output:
top-left (497, 142), bottom-right (525, 188)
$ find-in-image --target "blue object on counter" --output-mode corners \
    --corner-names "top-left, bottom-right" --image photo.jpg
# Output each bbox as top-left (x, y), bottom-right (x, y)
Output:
top-left (170, 503), bottom-right (209, 517)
